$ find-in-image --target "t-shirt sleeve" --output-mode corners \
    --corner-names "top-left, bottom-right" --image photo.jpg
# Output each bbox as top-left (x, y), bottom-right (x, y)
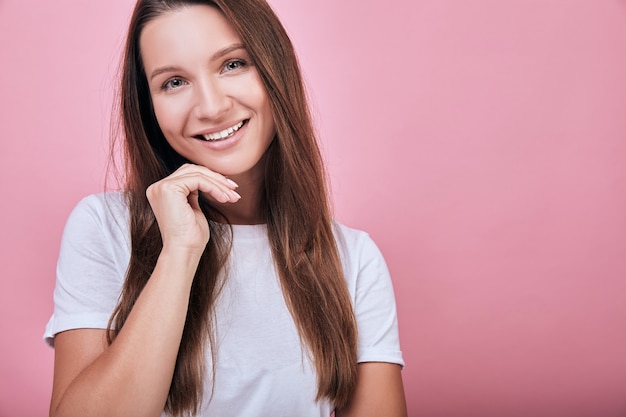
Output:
top-left (336, 225), bottom-right (405, 367)
top-left (43, 194), bottom-right (128, 347)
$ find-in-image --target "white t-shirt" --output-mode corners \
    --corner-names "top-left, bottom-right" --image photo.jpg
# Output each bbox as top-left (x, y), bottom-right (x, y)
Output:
top-left (44, 192), bottom-right (404, 416)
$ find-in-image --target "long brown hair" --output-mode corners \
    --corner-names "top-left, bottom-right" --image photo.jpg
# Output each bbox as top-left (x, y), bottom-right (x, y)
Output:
top-left (107, 0), bottom-right (358, 415)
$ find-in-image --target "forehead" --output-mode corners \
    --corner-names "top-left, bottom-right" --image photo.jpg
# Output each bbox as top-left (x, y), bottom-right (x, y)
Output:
top-left (139, 4), bottom-right (242, 66)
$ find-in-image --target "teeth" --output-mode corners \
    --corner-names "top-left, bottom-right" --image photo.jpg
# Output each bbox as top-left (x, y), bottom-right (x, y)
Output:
top-left (201, 121), bottom-right (245, 141)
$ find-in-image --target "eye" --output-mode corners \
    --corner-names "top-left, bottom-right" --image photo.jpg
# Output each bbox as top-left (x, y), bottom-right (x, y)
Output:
top-left (161, 77), bottom-right (187, 91)
top-left (222, 59), bottom-right (248, 73)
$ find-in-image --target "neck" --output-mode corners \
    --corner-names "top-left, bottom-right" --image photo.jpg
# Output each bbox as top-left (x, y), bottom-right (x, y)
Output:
top-left (214, 158), bottom-right (266, 224)
top-left (216, 179), bottom-right (264, 225)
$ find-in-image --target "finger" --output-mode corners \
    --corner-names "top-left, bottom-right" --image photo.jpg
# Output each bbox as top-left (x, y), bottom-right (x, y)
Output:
top-left (153, 165), bottom-right (241, 204)
top-left (163, 172), bottom-right (241, 204)
top-left (193, 175), bottom-right (241, 203)
top-left (187, 190), bottom-right (201, 211)
top-left (170, 163), bottom-right (239, 190)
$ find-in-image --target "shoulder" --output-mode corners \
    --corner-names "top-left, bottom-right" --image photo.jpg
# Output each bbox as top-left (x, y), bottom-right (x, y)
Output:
top-left (333, 221), bottom-right (405, 367)
top-left (333, 221), bottom-right (370, 252)
top-left (332, 221), bottom-right (385, 266)
top-left (45, 192), bottom-right (131, 346)
top-left (66, 192), bottom-right (129, 230)
top-left (332, 221), bottom-right (391, 289)
top-left (70, 191), bottom-right (128, 219)
top-left (61, 191), bottom-right (130, 249)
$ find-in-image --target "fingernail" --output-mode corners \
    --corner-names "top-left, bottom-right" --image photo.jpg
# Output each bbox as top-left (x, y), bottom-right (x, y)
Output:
top-left (225, 178), bottom-right (239, 188)
top-left (231, 190), bottom-right (242, 200)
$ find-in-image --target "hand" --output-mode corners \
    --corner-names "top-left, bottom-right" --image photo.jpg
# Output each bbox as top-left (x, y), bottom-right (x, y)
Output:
top-left (146, 164), bottom-right (241, 252)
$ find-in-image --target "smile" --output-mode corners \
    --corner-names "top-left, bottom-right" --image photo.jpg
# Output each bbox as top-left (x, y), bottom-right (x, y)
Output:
top-left (197, 120), bottom-right (247, 141)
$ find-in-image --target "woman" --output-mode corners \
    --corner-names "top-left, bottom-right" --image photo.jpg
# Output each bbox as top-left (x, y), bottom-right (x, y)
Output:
top-left (44, 0), bottom-right (406, 416)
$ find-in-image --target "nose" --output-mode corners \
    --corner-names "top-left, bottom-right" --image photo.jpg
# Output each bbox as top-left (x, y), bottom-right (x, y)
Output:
top-left (193, 77), bottom-right (231, 120)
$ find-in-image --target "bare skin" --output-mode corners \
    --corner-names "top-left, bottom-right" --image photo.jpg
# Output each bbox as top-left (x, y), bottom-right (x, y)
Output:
top-left (51, 165), bottom-right (408, 417)
top-left (50, 5), bottom-right (407, 416)
top-left (338, 363), bottom-right (408, 417)
top-left (50, 165), bottom-right (240, 417)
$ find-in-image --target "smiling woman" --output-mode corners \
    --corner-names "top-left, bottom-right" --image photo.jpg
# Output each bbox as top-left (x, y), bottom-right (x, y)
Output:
top-left (43, 1), bottom-right (406, 416)
top-left (141, 7), bottom-right (275, 187)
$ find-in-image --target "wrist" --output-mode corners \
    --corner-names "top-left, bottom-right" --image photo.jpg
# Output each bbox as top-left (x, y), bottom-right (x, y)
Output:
top-left (156, 245), bottom-right (205, 280)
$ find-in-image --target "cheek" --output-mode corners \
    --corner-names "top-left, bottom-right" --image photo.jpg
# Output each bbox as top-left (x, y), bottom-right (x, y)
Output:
top-left (152, 98), bottom-right (183, 136)
top-left (240, 72), bottom-right (273, 119)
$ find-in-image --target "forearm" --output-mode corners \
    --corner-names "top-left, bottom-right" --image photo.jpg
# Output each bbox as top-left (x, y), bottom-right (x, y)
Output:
top-left (51, 248), bottom-right (202, 417)
top-left (336, 363), bottom-right (407, 417)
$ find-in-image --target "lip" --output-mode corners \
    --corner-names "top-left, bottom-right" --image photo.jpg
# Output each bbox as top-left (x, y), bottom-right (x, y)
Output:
top-left (192, 119), bottom-right (248, 138)
top-left (192, 119), bottom-right (249, 151)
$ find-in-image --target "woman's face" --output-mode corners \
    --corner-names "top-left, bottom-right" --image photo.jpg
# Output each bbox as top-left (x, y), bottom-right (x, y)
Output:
top-left (140, 5), bottom-right (276, 181)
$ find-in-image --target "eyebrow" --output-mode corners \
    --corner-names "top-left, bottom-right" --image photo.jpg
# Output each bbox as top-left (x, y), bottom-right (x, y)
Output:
top-left (148, 43), bottom-right (246, 81)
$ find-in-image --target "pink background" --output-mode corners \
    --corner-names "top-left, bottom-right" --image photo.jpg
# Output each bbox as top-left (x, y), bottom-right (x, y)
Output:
top-left (1, 1), bottom-right (625, 416)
